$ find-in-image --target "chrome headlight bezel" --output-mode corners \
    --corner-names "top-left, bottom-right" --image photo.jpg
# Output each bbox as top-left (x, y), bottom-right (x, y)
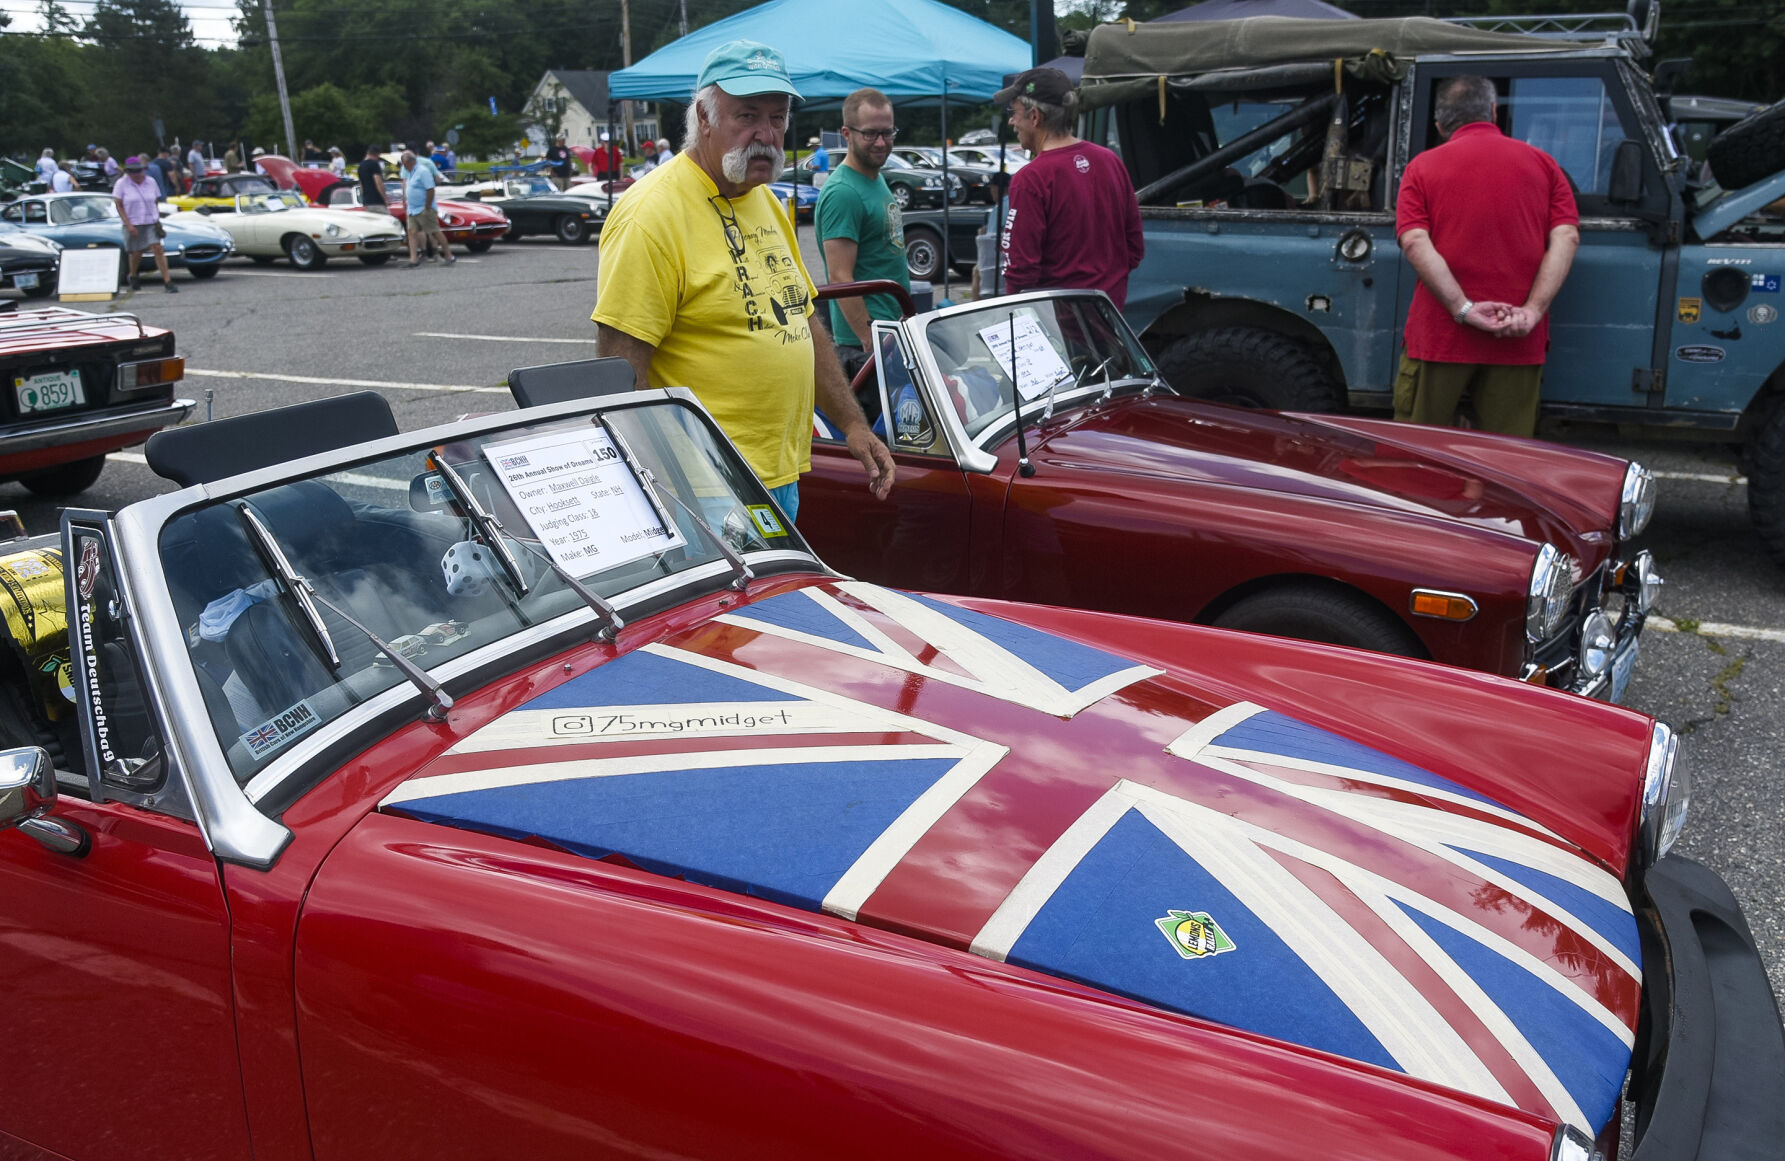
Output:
top-left (1620, 461), bottom-right (1657, 540)
top-left (1638, 721), bottom-right (1689, 868)
top-left (1632, 550), bottom-right (1664, 614)
top-left (1577, 609), bottom-right (1616, 681)
top-left (1526, 543), bottom-right (1573, 643)
top-left (323, 223), bottom-right (344, 238)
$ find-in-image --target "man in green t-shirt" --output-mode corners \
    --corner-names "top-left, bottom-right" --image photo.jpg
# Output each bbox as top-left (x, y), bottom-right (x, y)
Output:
top-left (816, 88), bottom-right (910, 382)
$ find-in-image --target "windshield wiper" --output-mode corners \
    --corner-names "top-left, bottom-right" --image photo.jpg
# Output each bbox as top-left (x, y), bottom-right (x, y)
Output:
top-left (235, 502), bottom-right (339, 668)
top-left (511, 539), bottom-right (626, 642)
top-left (427, 452), bottom-right (531, 597)
top-left (235, 500), bottom-right (454, 722)
top-left (428, 452), bottom-right (623, 640)
top-left (628, 463), bottom-right (755, 591)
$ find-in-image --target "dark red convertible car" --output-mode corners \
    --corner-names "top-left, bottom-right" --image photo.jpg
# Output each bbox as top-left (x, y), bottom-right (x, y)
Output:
top-left (0, 386), bottom-right (1775, 1159)
top-left (803, 289), bottom-right (1661, 700)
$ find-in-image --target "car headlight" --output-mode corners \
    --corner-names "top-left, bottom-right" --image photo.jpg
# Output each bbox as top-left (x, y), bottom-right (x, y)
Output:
top-left (441, 215), bottom-right (457, 226)
top-left (1620, 462), bottom-right (1656, 539)
top-left (923, 178), bottom-right (941, 188)
top-left (1577, 608), bottom-right (1615, 681)
top-left (324, 223), bottom-right (344, 237)
top-left (1637, 721), bottom-right (1689, 867)
top-left (1526, 543), bottom-right (1573, 643)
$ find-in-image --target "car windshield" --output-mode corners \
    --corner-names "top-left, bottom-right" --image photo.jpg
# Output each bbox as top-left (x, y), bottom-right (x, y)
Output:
top-left (919, 295), bottom-right (1160, 439)
top-left (881, 155), bottom-right (915, 170)
top-left (507, 177), bottom-right (555, 197)
top-left (48, 196), bottom-right (119, 224)
top-left (156, 397), bottom-right (808, 785)
top-left (231, 176), bottom-right (277, 193)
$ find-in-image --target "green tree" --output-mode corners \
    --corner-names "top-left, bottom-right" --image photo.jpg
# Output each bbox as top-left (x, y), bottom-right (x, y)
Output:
top-left (82, 0), bottom-right (214, 150)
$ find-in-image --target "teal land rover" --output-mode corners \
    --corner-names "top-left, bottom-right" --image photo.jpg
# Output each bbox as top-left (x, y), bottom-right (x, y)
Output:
top-left (1080, 10), bottom-right (1785, 564)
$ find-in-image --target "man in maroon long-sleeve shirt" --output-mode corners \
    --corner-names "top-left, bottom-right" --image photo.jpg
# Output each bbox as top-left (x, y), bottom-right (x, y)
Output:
top-left (995, 67), bottom-right (1144, 308)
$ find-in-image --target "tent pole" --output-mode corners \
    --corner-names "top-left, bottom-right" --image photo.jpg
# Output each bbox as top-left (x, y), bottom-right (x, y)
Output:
top-left (940, 78), bottom-right (950, 302)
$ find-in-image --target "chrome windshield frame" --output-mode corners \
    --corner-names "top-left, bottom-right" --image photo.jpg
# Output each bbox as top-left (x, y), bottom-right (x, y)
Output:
top-left (108, 389), bottom-right (829, 869)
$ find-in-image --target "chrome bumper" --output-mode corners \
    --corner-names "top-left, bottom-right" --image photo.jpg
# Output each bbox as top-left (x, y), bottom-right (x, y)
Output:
top-left (1627, 856), bottom-right (1785, 1159)
top-left (0, 397), bottom-right (195, 458)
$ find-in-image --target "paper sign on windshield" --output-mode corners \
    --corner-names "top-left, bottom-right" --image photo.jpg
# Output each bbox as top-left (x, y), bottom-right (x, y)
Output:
top-left (481, 426), bottom-right (685, 578)
top-left (977, 314), bottom-right (1072, 401)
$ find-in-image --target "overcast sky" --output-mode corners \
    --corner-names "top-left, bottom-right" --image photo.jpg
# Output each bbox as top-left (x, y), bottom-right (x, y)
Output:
top-left (2, 1), bottom-right (242, 47)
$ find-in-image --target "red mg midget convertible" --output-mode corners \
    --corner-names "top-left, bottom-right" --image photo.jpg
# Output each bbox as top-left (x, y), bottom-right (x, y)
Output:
top-left (803, 289), bottom-right (1660, 698)
top-left (0, 389), bottom-right (1775, 1160)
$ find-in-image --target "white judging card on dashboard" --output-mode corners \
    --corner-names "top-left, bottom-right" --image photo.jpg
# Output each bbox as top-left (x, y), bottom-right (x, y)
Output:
top-left (481, 426), bottom-right (684, 577)
top-left (977, 313), bottom-right (1072, 400)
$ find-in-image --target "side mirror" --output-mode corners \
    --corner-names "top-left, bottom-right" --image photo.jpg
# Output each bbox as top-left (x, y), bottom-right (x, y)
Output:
top-left (1609, 139), bottom-right (1644, 204)
top-left (0, 746), bottom-right (54, 828)
top-left (0, 746), bottom-right (88, 856)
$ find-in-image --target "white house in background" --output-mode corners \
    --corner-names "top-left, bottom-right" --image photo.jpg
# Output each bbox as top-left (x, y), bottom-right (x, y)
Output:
top-left (523, 70), bottom-right (661, 157)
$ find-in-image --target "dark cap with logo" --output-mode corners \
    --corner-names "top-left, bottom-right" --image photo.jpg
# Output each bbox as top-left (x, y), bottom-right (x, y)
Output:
top-left (994, 67), bottom-right (1074, 108)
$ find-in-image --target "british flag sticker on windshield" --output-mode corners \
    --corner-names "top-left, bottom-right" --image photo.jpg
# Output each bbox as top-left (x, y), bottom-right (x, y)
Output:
top-left (1156, 910), bottom-right (1236, 960)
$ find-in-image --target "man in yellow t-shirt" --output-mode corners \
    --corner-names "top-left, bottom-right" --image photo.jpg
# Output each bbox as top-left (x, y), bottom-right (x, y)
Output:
top-left (592, 39), bottom-right (894, 521)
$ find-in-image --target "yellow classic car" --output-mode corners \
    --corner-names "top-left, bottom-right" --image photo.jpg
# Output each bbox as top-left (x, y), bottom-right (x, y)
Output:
top-left (166, 191), bottom-right (406, 269)
top-left (164, 172), bottom-right (282, 214)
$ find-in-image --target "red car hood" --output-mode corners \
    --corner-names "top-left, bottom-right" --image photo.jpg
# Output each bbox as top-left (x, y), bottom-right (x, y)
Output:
top-left (380, 578), bottom-right (1641, 1133)
top-left (1032, 397), bottom-right (1625, 571)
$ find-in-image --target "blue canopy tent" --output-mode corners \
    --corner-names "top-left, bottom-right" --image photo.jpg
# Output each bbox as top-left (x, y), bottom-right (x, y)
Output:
top-left (607, 0), bottom-right (1032, 105)
top-left (610, 0), bottom-right (1031, 298)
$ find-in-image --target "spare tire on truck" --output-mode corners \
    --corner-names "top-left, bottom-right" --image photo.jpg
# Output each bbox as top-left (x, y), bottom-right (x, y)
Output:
top-left (1706, 97), bottom-right (1785, 192)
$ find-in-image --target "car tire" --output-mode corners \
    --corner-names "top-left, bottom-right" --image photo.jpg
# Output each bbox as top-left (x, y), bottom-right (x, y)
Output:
top-left (358, 253), bottom-right (393, 266)
top-left (1156, 327), bottom-right (1343, 411)
top-left (1748, 397), bottom-right (1785, 569)
top-left (284, 235), bottom-right (326, 269)
top-left (19, 455), bottom-right (106, 498)
top-left (188, 264), bottom-right (221, 279)
top-left (905, 225), bottom-right (944, 282)
top-left (1706, 97), bottom-right (1785, 192)
top-left (556, 216), bottom-right (589, 244)
top-left (466, 239), bottom-right (495, 253)
top-left (890, 182), bottom-right (913, 211)
top-left (1211, 582), bottom-right (1425, 658)
top-left (20, 281), bottom-right (55, 299)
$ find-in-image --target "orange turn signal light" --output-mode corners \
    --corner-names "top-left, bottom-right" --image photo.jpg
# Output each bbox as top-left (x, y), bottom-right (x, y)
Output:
top-left (1410, 589), bottom-right (1478, 622)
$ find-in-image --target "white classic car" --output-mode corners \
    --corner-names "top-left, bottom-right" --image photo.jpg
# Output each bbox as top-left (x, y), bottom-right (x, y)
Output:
top-left (167, 191), bottom-right (406, 269)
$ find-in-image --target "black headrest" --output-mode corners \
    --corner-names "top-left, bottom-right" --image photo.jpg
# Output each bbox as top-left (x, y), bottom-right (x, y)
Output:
top-left (146, 392), bottom-right (398, 487)
top-left (508, 358), bottom-right (637, 409)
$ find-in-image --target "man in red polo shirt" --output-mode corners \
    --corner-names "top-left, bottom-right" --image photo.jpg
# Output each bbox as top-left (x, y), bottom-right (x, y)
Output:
top-left (1394, 75), bottom-right (1579, 437)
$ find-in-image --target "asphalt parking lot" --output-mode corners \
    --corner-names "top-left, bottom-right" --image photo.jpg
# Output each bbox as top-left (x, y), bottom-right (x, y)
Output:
top-left (4, 235), bottom-right (1781, 999)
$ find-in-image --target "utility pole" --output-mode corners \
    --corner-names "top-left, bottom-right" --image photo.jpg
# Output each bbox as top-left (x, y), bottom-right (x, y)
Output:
top-left (263, 0), bottom-right (297, 160)
top-left (620, 0), bottom-right (635, 153)
top-left (679, 0), bottom-right (688, 38)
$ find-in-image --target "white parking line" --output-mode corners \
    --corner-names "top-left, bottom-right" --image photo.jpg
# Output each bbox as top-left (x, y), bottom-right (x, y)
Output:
top-left (1650, 616), bottom-right (1785, 645)
top-left (224, 271), bottom-right (337, 278)
top-left (185, 368), bottom-right (507, 394)
top-left (1654, 469), bottom-right (1747, 485)
top-left (414, 332), bottom-right (599, 344)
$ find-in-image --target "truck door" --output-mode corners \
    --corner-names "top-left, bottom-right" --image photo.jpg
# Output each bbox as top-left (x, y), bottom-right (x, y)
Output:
top-left (1401, 61), bottom-right (1671, 412)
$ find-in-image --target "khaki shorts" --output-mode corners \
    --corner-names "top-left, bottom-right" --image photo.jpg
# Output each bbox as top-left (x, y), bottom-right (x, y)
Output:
top-left (407, 207), bottom-right (439, 233)
top-left (1393, 354), bottom-right (1544, 438)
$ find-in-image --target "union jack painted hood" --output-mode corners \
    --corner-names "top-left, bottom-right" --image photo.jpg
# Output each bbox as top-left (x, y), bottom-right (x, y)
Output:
top-left (381, 578), bottom-right (1641, 1135)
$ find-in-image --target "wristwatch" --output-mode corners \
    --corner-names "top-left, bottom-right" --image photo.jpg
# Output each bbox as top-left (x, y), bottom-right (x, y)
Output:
top-left (1454, 299), bottom-right (1475, 323)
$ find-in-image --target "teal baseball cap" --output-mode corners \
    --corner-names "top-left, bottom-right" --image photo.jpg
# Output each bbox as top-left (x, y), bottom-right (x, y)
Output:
top-left (697, 40), bottom-right (802, 100)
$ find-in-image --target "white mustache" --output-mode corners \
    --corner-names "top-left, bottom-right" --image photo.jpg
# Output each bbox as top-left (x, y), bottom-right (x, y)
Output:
top-left (721, 142), bottom-right (784, 184)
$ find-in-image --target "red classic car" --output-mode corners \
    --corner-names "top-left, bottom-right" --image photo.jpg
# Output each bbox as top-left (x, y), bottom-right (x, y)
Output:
top-left (802, 289), bottom-right (1661, 699)
top-left (256, 155), bottom-right (512, 252)
top-left (0, 305), bottom-right (192, 495)
top-left (316, 181), bottom-right (511, 252)
top-left (0, 386), bottom-right (1775, 1159)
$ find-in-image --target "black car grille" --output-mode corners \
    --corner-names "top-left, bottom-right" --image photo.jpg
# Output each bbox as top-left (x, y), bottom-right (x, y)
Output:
top-left (179, 244), bottom-right (226, 262)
